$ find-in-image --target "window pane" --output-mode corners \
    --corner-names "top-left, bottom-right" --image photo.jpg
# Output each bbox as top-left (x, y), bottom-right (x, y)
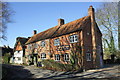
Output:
top-left (74, 35), bottom-right (78, 42)
top-left (54, 39), bottom-right (60, 46)
top-left (64, 54), bottom-right (69, 61)
top-left (41, 53), bottom-right (46, 59)
top-left (41, 41), bottom-right (45, 47)
top-left (69, 34), bottom-right (78, 43)
top-left (55, 54), bottom-right (60, 61)
top-left (86, 53), bottom-right (91, 61)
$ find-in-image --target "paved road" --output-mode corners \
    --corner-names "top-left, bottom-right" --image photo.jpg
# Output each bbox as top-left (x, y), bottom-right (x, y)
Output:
top-left (2, 64), bottom-right (120, 80)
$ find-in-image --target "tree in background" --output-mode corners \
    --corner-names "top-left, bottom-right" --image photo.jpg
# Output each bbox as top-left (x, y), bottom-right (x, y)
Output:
top-left (0, 2), bottom-right (14, 40)
top-left (95, 2), bottom-right (119, 59)
top-left (118, 2), bottom-right (120, 50)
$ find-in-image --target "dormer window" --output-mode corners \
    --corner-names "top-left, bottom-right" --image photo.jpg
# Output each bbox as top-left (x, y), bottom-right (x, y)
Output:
top-left (54, 38), bottom-right (60, 46)
top-left (69, 34), bottom-right (78, 43)
top-left (41, 41), bottom-right (45, 47)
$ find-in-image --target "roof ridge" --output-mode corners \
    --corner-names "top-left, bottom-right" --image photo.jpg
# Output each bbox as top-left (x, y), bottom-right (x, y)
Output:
top-left (26, 16), bottom-right (91, 44)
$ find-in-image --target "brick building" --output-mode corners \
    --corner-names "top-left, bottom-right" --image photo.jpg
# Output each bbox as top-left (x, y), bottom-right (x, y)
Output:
top-left (25, 6), bottom-right (103, 70)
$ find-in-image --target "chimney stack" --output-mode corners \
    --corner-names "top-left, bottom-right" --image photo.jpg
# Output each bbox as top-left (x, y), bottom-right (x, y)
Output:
top-left (88, 5), bottom-right (95, 21)
top-left (58, 18), bottom-right (64, 26)
top-left (88, 6), bottom-right (99, 68)
top-left (28, 37), bottom-right (31, 39)
top-left (33, 30), bottom-right (37, 35)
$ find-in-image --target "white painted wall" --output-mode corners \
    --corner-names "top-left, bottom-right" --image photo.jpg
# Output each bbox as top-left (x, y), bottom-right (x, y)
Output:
top-left (13, 50), bottom-right (23, 64)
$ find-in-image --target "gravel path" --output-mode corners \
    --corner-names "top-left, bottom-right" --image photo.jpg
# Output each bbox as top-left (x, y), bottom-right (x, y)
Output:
top-left (2, 64), bottom-right (120, 80)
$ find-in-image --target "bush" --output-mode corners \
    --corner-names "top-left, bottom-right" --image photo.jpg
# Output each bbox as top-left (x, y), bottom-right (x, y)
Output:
top-left (115, 50), bottom-right (120, 59)
top-left (2, 53), bottom-right (11, 64)
top-left (41, 59), bottom-right (73, 71)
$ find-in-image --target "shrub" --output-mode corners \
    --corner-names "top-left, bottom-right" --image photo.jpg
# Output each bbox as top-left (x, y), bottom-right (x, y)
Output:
top-left (2, 53), bottom-right (11, 64)
top-left (41, 59), bottom-right (73, 71)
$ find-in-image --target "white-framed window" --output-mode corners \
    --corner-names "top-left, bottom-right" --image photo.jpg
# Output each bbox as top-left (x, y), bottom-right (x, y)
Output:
top-left (69, 34), bottom-right (78, 43)
top-left (64, 53), bottom-right (69, 61)
top-left (34, 43), bottom-right (38, 48)
top-left (54, 38), bottom-right (60, 46)
top-left (41, 53), bottom-right (46, 59)
top-left (55, 54), bottom-right (60, 61)
top-left (86, 53), bottom-right (91, 61)
top-left (17, 51), bottom-right (20, 53)
top-left (28, 44), bottom-right (32, 50)
top-left (41, 41), bottom-right (45, 47)
top-left (17, 57), bottom-right (21, 60)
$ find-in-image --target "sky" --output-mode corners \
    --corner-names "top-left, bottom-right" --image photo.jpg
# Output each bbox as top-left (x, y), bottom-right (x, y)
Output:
top-left (0, 2), bottom-right (103, 48)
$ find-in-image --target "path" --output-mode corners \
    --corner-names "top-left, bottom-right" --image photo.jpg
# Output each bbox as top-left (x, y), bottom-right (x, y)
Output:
top-left (2, 64), bottom-right (120, 80)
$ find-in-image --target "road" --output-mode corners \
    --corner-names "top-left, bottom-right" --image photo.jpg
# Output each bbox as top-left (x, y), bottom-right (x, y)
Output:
top-left (2, 64), bottom-right (120, 80)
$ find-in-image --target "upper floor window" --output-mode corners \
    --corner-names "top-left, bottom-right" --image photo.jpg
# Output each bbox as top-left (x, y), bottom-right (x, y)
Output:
top-left (86, 53), bottom-right (91, 61)
top-left (28, 44), bottom-right (32, 50)
top-left (54, 38), bottom-right (60, 46)
top-left (34, 43), bottom-right (38, 48)
top-left (64, 53), bottom-right (69, 61)
top-left (41, 41), bottom-right (45, 47)
top-left (69, 34), bottom-right (78, 43)
top-left (55, 54), bottom-right (60, 61)
top-left (41, 53), bottom-right (46, 59)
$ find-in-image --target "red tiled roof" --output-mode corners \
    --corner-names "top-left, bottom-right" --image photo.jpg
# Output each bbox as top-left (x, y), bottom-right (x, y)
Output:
top-left (26, 16), bottom-right (91, 44)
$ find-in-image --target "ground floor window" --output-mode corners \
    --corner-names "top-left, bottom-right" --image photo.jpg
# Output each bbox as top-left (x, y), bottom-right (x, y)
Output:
top-left (17, 57), bottom-right (21, 60)
top-left (64, 53), bottom-right (69, 61)
top-left (55, 54), bottom-right (60, 61)
top-left (86, 53), bottom-right (91, 61)
top-left (41, 53), bottom-right (46, 59)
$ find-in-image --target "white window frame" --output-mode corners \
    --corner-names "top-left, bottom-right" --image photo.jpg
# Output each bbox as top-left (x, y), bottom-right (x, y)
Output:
top-left (69, 34), bottom-right (78, 43)
top-left (54, 38), bottom-right (60, 46)
top-left (41, 41), bottom-right (45, 47)
top-left (55, 54), bottom-right (60, 61)
top-left (17, 57), bottom-right (21, 61)
top-left (64, 53), bottom-right (69, 61)
top-left (41, 53), bottom-right (46, 59)
top-left (28, 44), bottom-right (32, 50)
top-left (34, 43), bottom-right (38, 48)
top-left (86, 53), bottom-right (91, 61)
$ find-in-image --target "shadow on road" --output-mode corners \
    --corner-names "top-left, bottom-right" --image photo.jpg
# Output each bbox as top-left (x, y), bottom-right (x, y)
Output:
top-left (35, 64), bottom-right (120, 80)
top-left (1, 64), bottom-right (120, 80)
top-left (2, 64), bottom-right (34, 80)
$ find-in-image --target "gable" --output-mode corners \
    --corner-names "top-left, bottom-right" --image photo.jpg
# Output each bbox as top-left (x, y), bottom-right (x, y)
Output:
top-left (15, 42), bottom-right (23, 51)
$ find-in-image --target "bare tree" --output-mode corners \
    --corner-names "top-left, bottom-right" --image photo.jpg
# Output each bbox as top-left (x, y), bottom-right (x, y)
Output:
top-left (0, 2), bottom-right (14, 40)
top-left (95, 2), bottom-right (118, 56)
top-left (118, 2), bottom-right (120, 50)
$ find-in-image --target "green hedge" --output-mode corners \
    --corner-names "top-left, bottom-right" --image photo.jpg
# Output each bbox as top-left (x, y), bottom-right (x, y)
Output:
top-left (2, 53), bottom-right (10, 64)
top-left (41, 59), bottom-right (73, 71)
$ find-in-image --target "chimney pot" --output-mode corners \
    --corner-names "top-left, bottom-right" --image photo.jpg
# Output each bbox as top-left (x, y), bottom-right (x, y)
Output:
top-left (28, 37), bottom-right (31, 39)
top-left (88, 5), bottom-right (94, 16)
top-left (58, 18), bottom-right (64, 26)
top-left (33, 30), bottom-right (37, 35)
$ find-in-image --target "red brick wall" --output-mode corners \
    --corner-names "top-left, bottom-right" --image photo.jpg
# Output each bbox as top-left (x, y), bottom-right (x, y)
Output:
top-left (82, 21), bottom-right (94, 70)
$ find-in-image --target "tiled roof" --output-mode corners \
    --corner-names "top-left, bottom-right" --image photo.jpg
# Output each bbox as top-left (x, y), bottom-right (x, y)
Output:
top-left (26, 16), bottom-right (91, 44)
top-left (14, 37), bottom-right (28, 49)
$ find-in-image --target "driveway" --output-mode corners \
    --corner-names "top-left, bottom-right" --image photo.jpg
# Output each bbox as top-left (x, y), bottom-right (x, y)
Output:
top-left (2, 64), bottom-right (120, 80)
